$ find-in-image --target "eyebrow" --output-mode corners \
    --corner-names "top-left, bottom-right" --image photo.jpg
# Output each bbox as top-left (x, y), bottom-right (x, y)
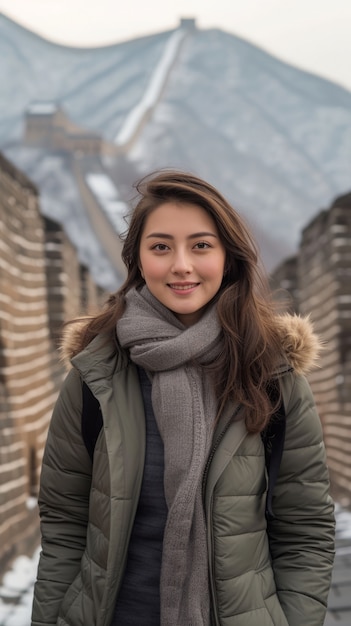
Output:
top-left (145, 231), bottom-right (218, 239)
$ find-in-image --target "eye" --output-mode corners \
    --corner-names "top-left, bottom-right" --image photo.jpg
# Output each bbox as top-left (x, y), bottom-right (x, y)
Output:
top-left (194, 241), bottom-right (211, 249)
top-left (152, 243), bottom-right (169, 251)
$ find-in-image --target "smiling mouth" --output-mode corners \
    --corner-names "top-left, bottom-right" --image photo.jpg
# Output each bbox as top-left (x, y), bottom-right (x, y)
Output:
top-left (168, 283), bottom-right (199, 291)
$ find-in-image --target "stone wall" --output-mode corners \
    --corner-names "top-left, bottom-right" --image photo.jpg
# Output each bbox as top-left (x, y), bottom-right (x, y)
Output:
top-left (25, 104), bottom-right (103, 155)
top-left (43, 217), bottom-right (103, 348)
top-left (0, 153), bottom-right (103, 573)
top-left (271, 192), bottom-right (351, 506)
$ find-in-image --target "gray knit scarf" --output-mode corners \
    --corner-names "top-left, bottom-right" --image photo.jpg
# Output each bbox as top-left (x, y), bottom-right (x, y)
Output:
top-left (117, 286), bottom-right (223, 625)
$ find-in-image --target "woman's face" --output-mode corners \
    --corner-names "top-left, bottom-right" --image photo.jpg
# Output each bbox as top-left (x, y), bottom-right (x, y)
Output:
top-left (139, 201), bottom-right (226, 326)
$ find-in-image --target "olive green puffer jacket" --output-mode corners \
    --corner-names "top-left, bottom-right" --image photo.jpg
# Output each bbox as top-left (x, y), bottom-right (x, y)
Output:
top-left (31, 315), bottom-right (335, 626)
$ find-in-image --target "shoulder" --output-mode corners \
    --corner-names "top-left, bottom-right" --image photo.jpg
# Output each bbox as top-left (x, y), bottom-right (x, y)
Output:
top-left (279, 371), bottom-right (324, 453)
top-left (59, 319), bottom-right (129, 381)
top-left (273, 313), bottom-right (323, 445)
top-left (273, 313), bottom-right (324, 445)
top-left (44, 367), bottom-right (86, 458)
top-left (59, 319), bottom-right (91, 368)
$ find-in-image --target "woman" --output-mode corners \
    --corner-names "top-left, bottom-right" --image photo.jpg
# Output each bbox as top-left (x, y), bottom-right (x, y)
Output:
top-left (31, 170), bottom-right (335, 626)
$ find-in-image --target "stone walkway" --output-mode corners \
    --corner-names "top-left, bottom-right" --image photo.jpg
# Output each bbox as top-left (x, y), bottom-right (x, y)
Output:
top-left (325, 506), bottom-right (351, 625)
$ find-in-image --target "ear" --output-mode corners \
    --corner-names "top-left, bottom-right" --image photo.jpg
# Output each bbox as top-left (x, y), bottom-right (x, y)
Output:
top-left (139, 265), bottom-right (144, 279)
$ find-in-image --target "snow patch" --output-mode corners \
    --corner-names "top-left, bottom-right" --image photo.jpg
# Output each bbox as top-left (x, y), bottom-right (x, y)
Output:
top-left (85, 173), bottom-right (129, 234)
top-left (115, 29), bottom-right (187, 146)
top-left (0, 548), bottom-right (40, 626)
top-left (27, 102), bottom-right (58, 115)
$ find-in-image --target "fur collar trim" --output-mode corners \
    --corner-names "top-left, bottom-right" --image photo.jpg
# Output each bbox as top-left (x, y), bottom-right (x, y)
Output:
top-left (274, 313), bottom-right (320, 374)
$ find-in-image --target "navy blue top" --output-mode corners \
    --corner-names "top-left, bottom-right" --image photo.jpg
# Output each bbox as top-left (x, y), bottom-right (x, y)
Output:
top-left (111, 367), bottom-right (168, 625)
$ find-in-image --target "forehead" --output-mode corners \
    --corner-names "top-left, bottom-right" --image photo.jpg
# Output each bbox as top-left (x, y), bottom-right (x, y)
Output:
top-left (142, 201), bottom-right (217, 232)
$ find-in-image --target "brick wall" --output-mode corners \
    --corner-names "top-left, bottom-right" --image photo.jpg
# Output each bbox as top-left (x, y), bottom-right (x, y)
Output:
top-left (271, 193), bottom-right (351, 506)
top-left (0, 153), bottom-right (103, 573)
top-left (0, 155), bottom-right (59, 569)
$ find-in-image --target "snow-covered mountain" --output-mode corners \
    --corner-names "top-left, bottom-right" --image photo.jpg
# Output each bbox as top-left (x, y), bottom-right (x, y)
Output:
top-left (1, 13), bottom-right (350, 287)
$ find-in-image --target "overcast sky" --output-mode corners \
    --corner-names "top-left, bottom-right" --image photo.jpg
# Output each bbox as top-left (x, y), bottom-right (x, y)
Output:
top-left (1, 0), bottom-right (351, 91)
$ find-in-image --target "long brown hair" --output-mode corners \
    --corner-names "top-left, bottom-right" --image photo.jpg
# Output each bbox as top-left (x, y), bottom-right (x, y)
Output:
top-left (73, 170), bottom-right (284, 432)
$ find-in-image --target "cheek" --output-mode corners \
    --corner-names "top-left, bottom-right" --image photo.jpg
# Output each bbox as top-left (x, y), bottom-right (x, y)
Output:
top-left (139, 256), bottom-right (166, 281)
top-left (203, 257), bottom-right (225, 281)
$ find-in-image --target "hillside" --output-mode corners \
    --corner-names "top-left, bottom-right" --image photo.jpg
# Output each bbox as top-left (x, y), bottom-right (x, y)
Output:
top-left (1, 13), bottom-right (350, 286)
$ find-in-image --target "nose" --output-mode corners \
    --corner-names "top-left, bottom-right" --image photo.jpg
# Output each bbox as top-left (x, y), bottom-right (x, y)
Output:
top-left (171, 249), bottom-right (192, 274)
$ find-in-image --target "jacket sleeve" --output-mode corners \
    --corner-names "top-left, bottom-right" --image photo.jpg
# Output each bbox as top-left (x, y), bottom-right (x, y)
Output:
top-left (267, 372), bottom-right (335, 626)
top-left (31, 367), bottom-right (93, 626)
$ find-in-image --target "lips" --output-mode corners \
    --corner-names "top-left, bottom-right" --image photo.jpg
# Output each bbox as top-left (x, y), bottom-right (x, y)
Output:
top-left (168, 283), bottom-right (199, 291)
